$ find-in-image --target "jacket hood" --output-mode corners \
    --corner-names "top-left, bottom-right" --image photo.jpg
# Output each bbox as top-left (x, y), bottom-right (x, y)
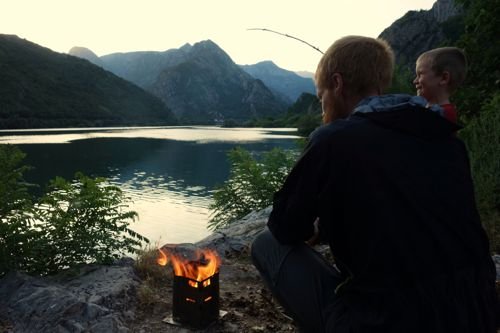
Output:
top-left (352, 94), bottom-right (461, 140)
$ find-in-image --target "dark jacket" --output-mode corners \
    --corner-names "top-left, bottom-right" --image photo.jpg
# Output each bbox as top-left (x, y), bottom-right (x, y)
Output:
top-left (268, 94), bottom-right (497, 332)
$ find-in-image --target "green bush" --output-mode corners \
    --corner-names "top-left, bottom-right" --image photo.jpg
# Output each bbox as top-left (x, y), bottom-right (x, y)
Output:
top-left (460, 93), bottom-right (500, 252)
top-left (386, 64), bottom-right (415, 95)
top-left (0, 145), bottom-right (37, 275)
top-left (296, 113), bottom-right (322, 137)
top-left (0, 145), bottom-right (148, 276)
top-left (31, 173), bottom-right (148, 274)
top-left (208, 147), bottom-right (297, 230)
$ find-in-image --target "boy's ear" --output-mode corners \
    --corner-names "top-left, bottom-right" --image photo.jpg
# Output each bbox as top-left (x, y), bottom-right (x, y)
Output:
top-left (440, 71), bottom-right (451, 86)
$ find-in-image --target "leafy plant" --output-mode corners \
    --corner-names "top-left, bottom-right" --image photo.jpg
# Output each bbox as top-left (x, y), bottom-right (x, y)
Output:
top-left (208, 147), bottom-right (297, 230)
top-left (460, 93), bottom-right (500, 252)
top-left (454, 0), bottom-right (500, 119)
top-left (0, 145), bottom-right (149, 276)
top-left (29, 173), bottom-right (148, 275)
top-left (386, 64), bottom-right (415, 95)
top-left (0, 145), bottom-right (36, 275)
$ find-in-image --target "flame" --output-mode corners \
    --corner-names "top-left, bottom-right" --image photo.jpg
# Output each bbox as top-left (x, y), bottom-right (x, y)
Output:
top-left (157, 247), bottom-right (220, 283)
top-left (157, 248), bottom-right (168, 266)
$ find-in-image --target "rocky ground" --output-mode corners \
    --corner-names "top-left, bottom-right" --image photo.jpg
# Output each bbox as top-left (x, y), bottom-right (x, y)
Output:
top-left (0, 208), bottom-right (301, 332)
top-left (128, 255), bottom-right (298, 333)
top-left (127, 207), bottom-right (300, 332)
top-left (1, 207), bottom-right (499, 332)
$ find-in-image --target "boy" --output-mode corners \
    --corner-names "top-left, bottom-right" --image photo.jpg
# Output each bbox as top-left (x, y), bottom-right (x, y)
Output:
top-left (413, 47), bottom-right (467, 124)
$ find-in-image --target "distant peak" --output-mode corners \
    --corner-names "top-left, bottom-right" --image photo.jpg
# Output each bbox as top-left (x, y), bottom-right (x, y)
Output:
top-left (179, 43), bottom-right (192, 51)
top-left (193, 39), bottom-right (219, 49)
top-left (295, 70), bottom-right (315, 79)
top-left (69, 46), bottom-right (98, 57)
top-left (68, 46), bottom-right (102, 66)
top-left (190, 40), bottom-right (228, 56)
top-left (256, 60), bottom-right (278, 68)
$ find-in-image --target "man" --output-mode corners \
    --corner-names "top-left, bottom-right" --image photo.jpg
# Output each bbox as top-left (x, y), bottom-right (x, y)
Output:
top-left (251, 36), bottom-right (497, 332)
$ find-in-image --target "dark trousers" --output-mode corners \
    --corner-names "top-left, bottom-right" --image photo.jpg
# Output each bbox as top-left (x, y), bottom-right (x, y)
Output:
top-left (251, 229), bottom-right (346, 332)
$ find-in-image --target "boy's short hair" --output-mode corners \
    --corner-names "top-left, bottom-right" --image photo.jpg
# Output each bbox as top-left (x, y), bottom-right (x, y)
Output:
top-left (418, 47), bottom-right (467, 92)
top-left (315, 36), bottom-right (394, 97)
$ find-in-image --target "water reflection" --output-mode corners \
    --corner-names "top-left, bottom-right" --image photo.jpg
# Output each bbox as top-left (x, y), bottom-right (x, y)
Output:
top-left (0, 126), bottom-right (298, 144)
top-left (1, 127), bottom-right (300, 244)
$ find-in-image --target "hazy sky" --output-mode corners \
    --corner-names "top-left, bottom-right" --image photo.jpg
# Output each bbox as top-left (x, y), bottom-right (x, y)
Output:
top-left (2, 0), bottom-right (436, 72)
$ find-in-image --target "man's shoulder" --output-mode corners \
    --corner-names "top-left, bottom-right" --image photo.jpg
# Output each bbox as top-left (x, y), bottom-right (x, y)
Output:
top-left (309, 116), bottom-right (366, 143)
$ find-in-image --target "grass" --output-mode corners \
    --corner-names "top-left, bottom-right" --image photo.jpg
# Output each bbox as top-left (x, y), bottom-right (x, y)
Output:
top-left (133, 245), bottom-right (173, 309)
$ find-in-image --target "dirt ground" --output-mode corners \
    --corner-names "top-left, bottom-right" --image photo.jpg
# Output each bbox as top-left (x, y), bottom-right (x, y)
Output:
top-left (128, 253), bottom-right (299, 333)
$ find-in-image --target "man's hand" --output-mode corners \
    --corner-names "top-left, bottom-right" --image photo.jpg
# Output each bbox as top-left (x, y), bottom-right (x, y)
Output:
top-left (305, 217), bottom-right (320, 246)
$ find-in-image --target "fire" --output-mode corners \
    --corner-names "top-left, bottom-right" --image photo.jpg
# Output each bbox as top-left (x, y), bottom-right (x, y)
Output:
top-left (157, 248), bottom-right (168, 266)
top-left (157, 247), bottom-right (221, 283)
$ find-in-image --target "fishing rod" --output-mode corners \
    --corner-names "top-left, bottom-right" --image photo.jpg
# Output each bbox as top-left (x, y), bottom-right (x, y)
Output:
top-left (247, 28), bottom-right (324, 54)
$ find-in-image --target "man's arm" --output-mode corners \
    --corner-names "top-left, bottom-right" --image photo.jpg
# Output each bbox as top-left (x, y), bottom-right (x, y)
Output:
top-left (267, 137), bottom-right (329, 245)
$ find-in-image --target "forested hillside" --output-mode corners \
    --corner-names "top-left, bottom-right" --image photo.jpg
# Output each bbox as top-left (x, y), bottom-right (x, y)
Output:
top-left (0, 35), bottom-right (177, 129)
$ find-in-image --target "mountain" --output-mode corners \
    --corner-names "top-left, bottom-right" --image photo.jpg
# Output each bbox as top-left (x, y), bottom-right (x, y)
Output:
top-left (149, 41), bottom-right (286, 123)
top-left (287, 93), bottom-right (321, 116)
top-left (379, 0), bottom-right (463, 69)
top-left (99, 43), bottom-right (193, 89)
top-left (94, 40), bottom-right (287, 124)
top-left (295, 71), bottom-right (315, 79)
top-left (0, 34), bottom-right (176, 129)
top-left (240, 61), bottom-right (316, 104)
top-left (68, 46), bottom-right (103, 67)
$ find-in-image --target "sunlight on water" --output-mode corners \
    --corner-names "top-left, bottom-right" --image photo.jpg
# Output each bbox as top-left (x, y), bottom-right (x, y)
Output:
top-left (126, 191), bottom-right (213, 246)
top-left (109, 171), bottom-right (214, 244)
top-left (0, 126), bottom-right (298, 144)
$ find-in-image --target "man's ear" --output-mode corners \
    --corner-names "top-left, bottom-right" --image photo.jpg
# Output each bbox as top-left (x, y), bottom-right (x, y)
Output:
top-left (332, 73), bottom-right (343, 96)
top-left (440, 71), bottom-right (451, 86)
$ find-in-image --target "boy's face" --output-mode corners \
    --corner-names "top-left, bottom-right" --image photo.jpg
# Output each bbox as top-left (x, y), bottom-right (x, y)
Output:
top-left (413, 57), bottom-right (446, 104)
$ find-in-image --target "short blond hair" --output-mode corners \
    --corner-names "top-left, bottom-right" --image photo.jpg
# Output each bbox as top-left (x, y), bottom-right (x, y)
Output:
top-left (315, 36), bottom-right (394, 96)
top-left (418, 47), bottom-right (467, 92)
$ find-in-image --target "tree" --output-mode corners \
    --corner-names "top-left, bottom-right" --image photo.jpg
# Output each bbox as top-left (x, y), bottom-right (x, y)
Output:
top-left (454, 0), bottom-right (500, 119)
top-left (452, 0), bottom-right (500, 252)
top-left (386, 64), bottom-right (415, 95)
top-left (209, 147), bottom-right (296, 230)
top-left (459, 93), bottom-right (500, 252)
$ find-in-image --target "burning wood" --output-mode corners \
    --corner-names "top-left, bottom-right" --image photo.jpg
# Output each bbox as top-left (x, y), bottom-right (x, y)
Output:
top-left (157, 244), bottom-right (221, 328)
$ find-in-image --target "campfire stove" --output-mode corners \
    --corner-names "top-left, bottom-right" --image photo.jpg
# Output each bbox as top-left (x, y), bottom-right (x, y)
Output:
top-left (172, 272), bottom-right (220, 328)
top-left (158, 244), bottom-right (223, 328)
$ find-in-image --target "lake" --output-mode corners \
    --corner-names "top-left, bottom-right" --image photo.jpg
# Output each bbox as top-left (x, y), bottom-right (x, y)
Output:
top-left (0, 126), bottom-right (300, 245)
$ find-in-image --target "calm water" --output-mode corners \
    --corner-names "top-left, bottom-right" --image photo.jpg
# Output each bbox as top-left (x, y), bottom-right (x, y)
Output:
top-left (0, 126), bottom-right (300, 245)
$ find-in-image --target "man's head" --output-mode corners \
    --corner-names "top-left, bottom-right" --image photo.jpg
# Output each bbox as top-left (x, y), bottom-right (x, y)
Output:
top-left (413, 47), bottom-right (467, 105)
top-left (315, 36), bottom-right (394, 123)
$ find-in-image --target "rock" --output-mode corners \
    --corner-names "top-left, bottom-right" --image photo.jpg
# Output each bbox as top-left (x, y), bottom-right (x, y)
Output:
top-left (430, 0), bottom-right (461, 22)
top-left (493, 254), bottom-right (500, 280)
top-left (195, 207), bottom-right (272, 258)
top-left (0, 259), bottom-right (138, 333)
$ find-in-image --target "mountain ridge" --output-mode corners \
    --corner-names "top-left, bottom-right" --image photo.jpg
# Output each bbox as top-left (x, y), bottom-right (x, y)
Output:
top-left (379, 0), bottom-right (463, 69)
top-left (240, 61), bottom-right (316, 104)
top-left (79, 40), bottom-right (288, 124)
top-left (0, 34), bottom-right (176, 129)
top-left (149, 40), bottom-right (286, 123)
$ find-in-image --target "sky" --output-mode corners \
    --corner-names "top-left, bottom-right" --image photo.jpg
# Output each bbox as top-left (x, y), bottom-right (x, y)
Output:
top-left (1, 0), bottom-right (436, 72)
